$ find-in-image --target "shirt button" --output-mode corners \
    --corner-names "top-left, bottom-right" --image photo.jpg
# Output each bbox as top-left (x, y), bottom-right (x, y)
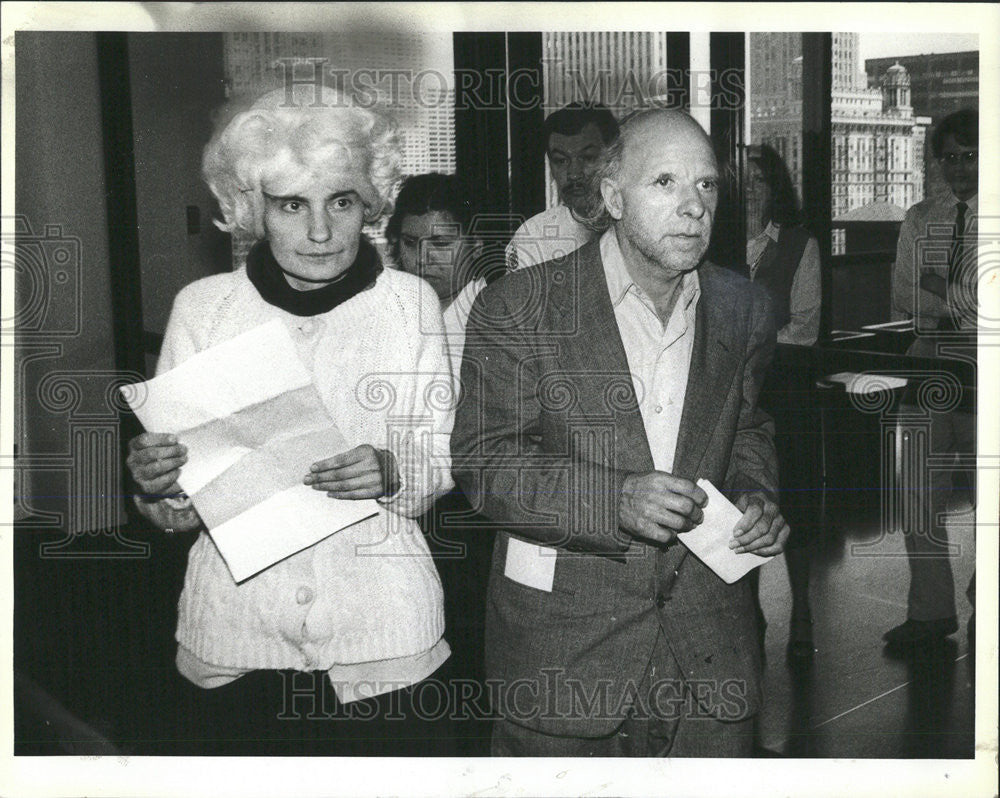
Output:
top-left (654, 405), bottom-right (663, 414)
top-left (296, 586), bottom-right (314, 605)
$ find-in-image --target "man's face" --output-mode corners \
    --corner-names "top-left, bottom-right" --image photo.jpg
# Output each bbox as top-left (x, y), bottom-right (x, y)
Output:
top-left (938, 133), bottom-right (978, 202)
top-left (601, 114), bottom-right (719, 276)
top-left (548, 122), bottom-right (606, 214)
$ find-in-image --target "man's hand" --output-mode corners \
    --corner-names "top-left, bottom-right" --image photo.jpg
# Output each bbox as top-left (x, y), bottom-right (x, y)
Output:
top-left (305, 445), bottom-right (400, 500)
top-left (730, 493), bottom-right (790, 556)
top-left (619, 472), bottom-right (708, 546)
top-left (126, 432), bottom-right (187, 498)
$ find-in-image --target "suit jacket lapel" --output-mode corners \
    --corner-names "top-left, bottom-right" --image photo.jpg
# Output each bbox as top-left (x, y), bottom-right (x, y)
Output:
top-left (552, 239), bottom-right (655, 475)
top-left (672, 265), bottom-right (740, 480)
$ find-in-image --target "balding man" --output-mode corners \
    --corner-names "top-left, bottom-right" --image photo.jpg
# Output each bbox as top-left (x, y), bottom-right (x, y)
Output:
top-left (453, 110), bottom-right (788, 756)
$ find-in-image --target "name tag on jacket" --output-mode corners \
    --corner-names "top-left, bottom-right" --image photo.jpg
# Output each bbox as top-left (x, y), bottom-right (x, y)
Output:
top-left (504, 537), bottom-right (556, 592)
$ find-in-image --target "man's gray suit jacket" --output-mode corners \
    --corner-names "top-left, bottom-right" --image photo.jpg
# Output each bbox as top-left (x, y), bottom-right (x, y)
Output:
top-left (452, 237), bottom-right (779, 738)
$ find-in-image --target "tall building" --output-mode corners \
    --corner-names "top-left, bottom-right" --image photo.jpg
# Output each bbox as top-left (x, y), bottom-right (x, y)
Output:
top-left (748, 32), bottom-right (805, 197)
top-left (831, 59), bottom-right (928, 221)
top-left (750, 33), bottom-right (929, 254)
top-left (864, 50), bottom-right (978, 197)
top-left (864, 51), bottom-right (978, 120)
top-left (224, 33), bottom-right (326, 97)
top-left (543, 32), bottom-right (670, 116)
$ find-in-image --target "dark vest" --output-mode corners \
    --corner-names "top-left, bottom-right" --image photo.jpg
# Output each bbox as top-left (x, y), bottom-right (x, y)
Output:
top-left (749, 225), bottom-right (811, 330)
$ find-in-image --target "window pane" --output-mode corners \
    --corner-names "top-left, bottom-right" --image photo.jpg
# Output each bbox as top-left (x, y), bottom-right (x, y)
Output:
top-left (747, 32), bottom-right (805, 205)
top-left (831, 33), bottom-right (978, 329)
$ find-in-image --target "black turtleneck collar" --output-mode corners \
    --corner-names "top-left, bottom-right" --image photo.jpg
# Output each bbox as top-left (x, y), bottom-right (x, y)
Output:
top-left (246, 235), bottom-right (382, 317)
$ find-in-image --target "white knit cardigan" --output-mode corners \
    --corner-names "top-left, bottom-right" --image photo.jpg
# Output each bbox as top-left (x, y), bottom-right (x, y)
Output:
top-left (152, 266), bottom-right (455, 670)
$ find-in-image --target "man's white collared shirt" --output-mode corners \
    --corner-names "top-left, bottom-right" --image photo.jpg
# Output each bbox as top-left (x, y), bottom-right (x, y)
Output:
top-left (600, 230), bottom-right (700, 474)
top-left (506, 204), bottom-right (595, 271)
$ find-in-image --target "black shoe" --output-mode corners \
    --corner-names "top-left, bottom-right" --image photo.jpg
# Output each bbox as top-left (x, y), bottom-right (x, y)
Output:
top-left (883, 616), bottom-right (958, 645)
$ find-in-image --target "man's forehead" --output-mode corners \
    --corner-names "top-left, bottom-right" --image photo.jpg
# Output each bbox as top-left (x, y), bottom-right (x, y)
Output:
top-left (630, 112), bottom-right (709, 146)
top-left (940, 134), bottom-right (976, 152)
top-left (623, 121), bottom-right (717, 172)
top-left (548, 122), bottom-right (605, 153)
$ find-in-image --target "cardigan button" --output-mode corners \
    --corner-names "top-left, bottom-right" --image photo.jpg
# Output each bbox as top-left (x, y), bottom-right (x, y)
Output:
top-left (296, 586), bottom-right (314, 605)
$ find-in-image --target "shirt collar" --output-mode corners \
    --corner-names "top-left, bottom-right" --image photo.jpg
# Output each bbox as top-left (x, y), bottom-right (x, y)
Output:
top-left (747, 220), bottom-right (779, 248)
top-left (940, 191), bottom-right (977, 214)
top-left (600, 228), bottom-right (701, 310)
top-left (952, 194), bottom-right (977, 214)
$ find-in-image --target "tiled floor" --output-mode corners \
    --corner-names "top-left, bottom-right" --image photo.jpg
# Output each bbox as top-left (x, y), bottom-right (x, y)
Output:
top-left (755, 493), bottom-right (977, 758)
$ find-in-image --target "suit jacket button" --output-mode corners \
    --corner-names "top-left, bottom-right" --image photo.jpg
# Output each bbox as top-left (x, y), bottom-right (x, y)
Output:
top-left (656, 593), bottom-right (667, 608)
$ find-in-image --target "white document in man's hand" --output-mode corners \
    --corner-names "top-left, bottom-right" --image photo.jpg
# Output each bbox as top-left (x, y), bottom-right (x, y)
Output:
top-left (122, 320), bottom-right (377, 582)
top-left (675, 479), bottom-right (774, 583)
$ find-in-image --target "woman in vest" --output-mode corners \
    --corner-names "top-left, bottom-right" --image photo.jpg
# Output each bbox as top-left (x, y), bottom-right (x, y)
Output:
top-left (746, 144), bottom-right (821, 662)
top-left (746, 144), bottom-right (820, 346)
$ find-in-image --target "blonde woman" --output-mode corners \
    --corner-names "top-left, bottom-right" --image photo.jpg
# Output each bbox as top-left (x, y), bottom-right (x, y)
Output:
top-left (126, 87), bottom-right (456, 754)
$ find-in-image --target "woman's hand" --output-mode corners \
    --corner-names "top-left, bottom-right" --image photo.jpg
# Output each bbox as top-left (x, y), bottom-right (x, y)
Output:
top-left (126, 432), bottom-right (188, 498)
top-left (305, 445), bottom-right (400, 500)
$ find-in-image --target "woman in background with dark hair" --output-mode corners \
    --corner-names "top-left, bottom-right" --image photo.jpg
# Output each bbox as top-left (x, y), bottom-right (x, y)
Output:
top-left (386, 173), bottom-right (499, 753)
top-left (746, 144), bottom-right (820, 347)
top-left (746, 144), bottom-right (821, 662)
top-left (387, 172), bottom-right (502, 382)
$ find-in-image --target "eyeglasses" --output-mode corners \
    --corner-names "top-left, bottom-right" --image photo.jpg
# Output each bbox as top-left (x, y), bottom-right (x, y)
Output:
top-left (938, 151), bottom-right (978, 166)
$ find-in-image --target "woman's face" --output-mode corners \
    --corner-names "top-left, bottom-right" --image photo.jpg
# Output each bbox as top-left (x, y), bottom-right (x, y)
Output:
top-left (397, 210), bottom-right (476, 303)
top-left (745, 160), bottom-right (772, 231)
top-left (263, 171), bottom-right (367, 291)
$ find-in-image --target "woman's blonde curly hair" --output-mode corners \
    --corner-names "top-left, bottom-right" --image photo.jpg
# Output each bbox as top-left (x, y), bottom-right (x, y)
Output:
top-left (202, 85), bottom-right (403, 240)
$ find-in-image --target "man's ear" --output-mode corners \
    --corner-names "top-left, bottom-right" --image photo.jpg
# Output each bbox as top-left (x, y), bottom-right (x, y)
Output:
top-left (601, 177), bottom-right (623, 221)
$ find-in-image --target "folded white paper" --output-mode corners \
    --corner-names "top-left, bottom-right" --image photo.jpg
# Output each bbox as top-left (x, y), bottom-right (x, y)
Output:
top-left (677, 479), bottom-right (774, 583)
top-left (823, 371), bottom-right (908, 394)
top-left (122, 320), bottom-right (377, 582)
top-left (504, 536), bottom-right (556, 592)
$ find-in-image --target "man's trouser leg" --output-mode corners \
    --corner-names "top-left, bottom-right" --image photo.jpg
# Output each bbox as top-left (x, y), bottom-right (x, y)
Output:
top-left (899, 407), bottom-right (974, 621)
